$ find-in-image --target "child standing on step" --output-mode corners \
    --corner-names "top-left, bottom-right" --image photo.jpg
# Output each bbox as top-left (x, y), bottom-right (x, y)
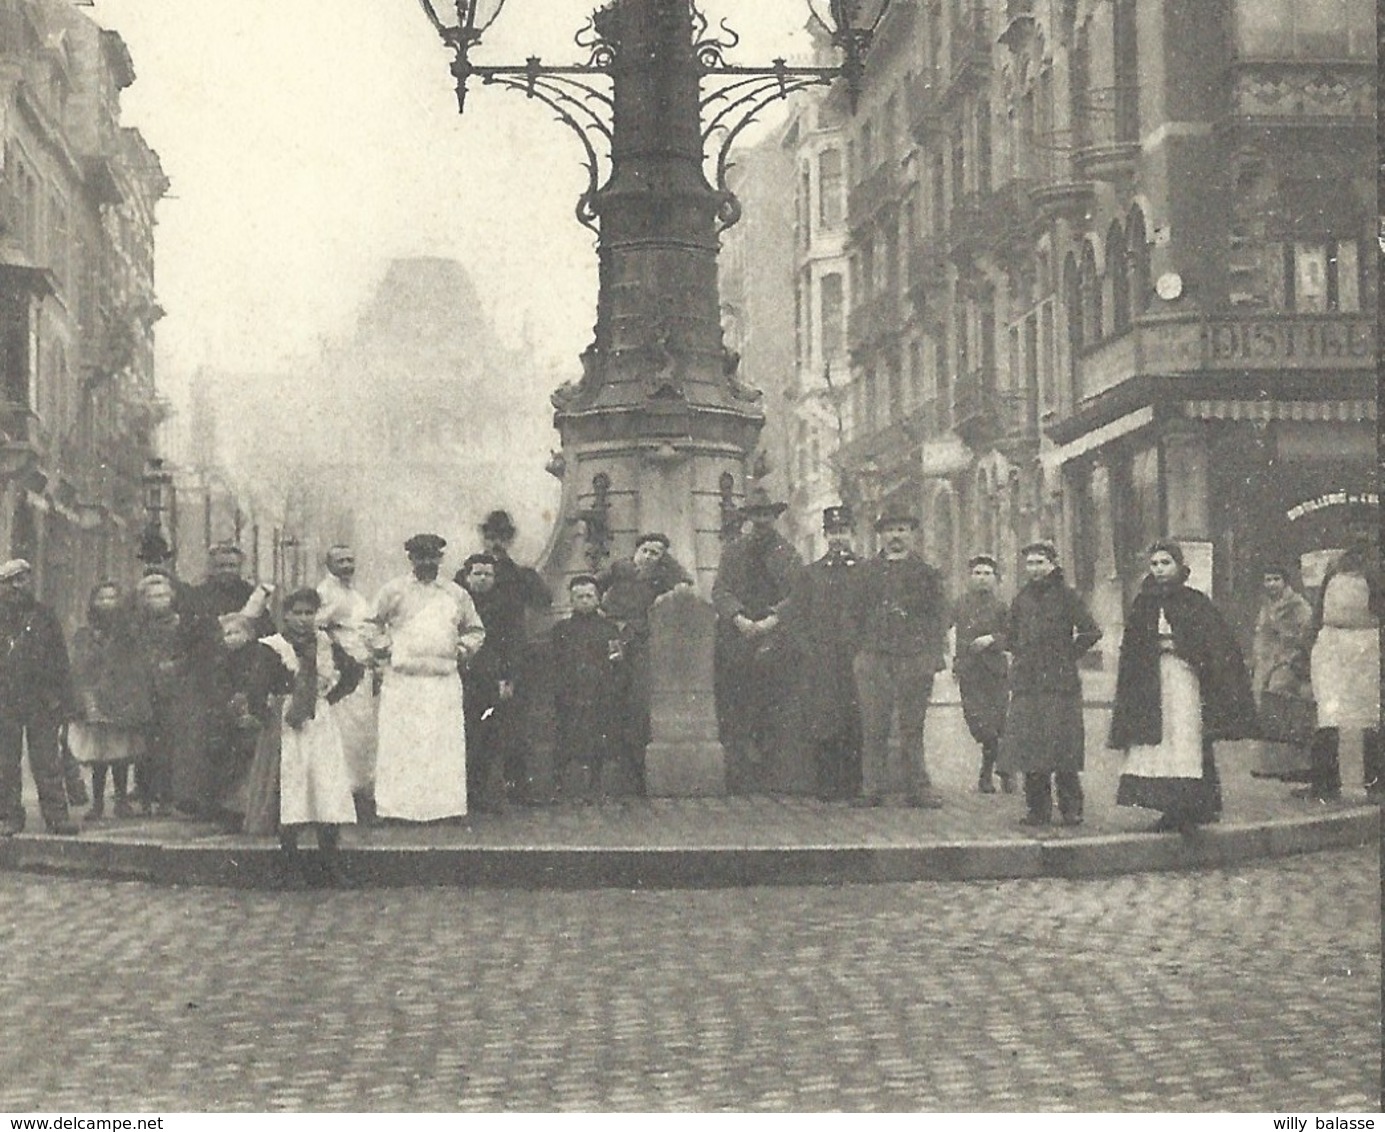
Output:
top-left (259, 588), bottom-right (362, 886)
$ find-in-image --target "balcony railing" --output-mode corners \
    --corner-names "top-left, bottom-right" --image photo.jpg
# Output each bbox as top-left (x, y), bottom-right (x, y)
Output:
top-left (946, 7), bottom-right (992, 96)
top-left (1028, 129), bottom-right (1093, 217)
top-left (1226, 59), bottom-right (1374, 123)
top-left (847, 287), bottom-right (903, 354)
top-left (847, 160), bottom-right (904, 230)
top-left (1075, 85), bottom-right (1140, 179)
top-left (908, 71), bottom-right (944, 142)
top-left (1075, 313), bottom-right (1376, 404)
top-left (951, 369), bottom-right (1029, 447)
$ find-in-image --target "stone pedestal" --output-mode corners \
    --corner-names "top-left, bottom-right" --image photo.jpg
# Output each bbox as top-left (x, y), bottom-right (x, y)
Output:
top-left (644, 586), bottom-right (726, 796)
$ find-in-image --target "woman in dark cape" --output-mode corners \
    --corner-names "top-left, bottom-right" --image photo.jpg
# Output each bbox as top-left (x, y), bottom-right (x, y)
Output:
top-left (1111, 538), bottom-right (1258, 831)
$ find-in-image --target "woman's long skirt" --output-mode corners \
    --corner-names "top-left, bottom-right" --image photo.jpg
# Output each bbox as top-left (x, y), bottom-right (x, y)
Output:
top-left (1117, 652), bottom-right (1219, 818)
top-left (242, 709), bottom-right (283, 837)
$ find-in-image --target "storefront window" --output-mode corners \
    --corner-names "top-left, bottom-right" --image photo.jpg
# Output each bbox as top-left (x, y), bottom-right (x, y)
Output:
top-left (1235, 0), bottom-right (1372, 58)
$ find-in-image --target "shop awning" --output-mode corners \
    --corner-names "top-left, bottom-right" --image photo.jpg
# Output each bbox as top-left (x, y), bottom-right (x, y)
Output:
top-left (1182, 399), bottom-right (1377, 422)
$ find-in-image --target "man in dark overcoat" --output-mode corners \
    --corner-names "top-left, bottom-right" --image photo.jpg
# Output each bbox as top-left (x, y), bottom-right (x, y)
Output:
top-left (789, 505), bottom-right (863, 801)
top-left (467, 510), bottom-right (553, 800)
top-left (175, 543), bottom-right (261, 816)
top-left (712, 487), bottom-right (804, 794)
top-left (0, 559), bottom-right (78, 836)
top-left (846, 508), bottom-right (949, 808)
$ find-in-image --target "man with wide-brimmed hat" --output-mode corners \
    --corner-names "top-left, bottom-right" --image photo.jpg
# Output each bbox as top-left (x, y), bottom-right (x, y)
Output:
top-left (0, 559), bottom-right (79, 835)
top-left (712, 486), bottom-right (805, 793)
top-left (788, 504), bottom-right (864, 801)
top-left (370, 533), bottom-right (485, 821)
top-left (846, 506), bottom-right (949, 808)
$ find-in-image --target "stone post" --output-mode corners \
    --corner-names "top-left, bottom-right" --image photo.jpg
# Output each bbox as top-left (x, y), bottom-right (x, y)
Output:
top-left (644, 586), bottom-right (725, 795)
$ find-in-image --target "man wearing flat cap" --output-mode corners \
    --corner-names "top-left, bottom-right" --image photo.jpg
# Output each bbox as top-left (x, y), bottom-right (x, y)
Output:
top-left (712, 486), bottom-right (805, 793)
top-left (0, 560), bottom-right (79, 835)
top-left (788, 505), bottom-right (864, 801)
top-left (846, 507), bottom-right (949, 808)
top-left (370, 534), bottom-right (485, 820)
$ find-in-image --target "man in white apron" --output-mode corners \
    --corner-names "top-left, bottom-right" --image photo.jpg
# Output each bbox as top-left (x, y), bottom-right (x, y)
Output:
top-left (316, 544), bottom-right (379, 820)
top-left (370, 534), bottom-right (485, 821)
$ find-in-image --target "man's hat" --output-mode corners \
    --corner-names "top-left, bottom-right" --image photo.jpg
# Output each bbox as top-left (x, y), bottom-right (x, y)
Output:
top-left (404, 533), bottom-right (447, 556)
top-left (740, 486), bottom-right (788, 518)
top-left (822, 504), bottom-right (854, 533)
top-left (0, 558), bottom-right (32, 581)
top-left (968, 553), bottom-right (999, 571)
top-left (137, 529), bottom-right (171, 563)
top-left (874, 508), bottom-right (920, 531)
top-left (479, 510), bottom-right (517, 539)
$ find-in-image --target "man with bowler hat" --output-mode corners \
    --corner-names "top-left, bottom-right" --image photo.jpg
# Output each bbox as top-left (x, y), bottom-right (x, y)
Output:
top-left (712, 486), bottom-right (804, 793)
top-left (789, 504), bottom-right (864, 801)
top-left (465, 510), bottom-right (551, 800)
top-left (847, 507), bottom-right (948, 808)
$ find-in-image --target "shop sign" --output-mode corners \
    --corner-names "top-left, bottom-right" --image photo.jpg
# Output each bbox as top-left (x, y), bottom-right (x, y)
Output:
top-left (1205, 317), bottom-right (1374, 369)
top-left (1285, 490), bottom-right (1378, 522)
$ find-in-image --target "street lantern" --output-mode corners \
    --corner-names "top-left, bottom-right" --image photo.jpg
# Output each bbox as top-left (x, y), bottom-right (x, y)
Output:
top-left (141, 457), bottom-right (173, 529)
top-left (805, 0), bottom-right (894, 107)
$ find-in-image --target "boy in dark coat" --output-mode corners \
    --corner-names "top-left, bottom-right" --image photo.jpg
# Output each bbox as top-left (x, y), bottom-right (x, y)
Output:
top-left (952, 554), bottom-right (1012, 794)
top-left (551, 575), bottom-right (623, 803)
top-left (1000, 540), bottom-right (1102, 827)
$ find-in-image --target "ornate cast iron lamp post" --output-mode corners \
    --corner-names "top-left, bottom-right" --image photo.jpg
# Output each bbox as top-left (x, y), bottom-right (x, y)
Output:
top-left (418, 0), bottom-right (890, 590)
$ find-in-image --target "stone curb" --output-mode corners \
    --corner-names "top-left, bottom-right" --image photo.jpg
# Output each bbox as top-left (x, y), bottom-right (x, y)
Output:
top-left (0, 807), bottom-right (1376, 890)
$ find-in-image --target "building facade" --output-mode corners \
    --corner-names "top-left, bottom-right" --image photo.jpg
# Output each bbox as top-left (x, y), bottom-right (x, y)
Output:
top-left (0, 0), bottom-right (167, 628)
top-left (773, 0), bottom-right (1375, 646)
top-left (781, 78), bottom-right (855, 563)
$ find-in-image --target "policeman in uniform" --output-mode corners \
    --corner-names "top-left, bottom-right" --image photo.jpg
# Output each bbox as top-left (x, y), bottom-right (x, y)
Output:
top-left (789, 505), bottom-right (864, 801)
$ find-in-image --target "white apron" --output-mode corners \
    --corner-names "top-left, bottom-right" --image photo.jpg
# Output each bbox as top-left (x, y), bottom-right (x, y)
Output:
top-left (263, 635), bottom-right (357, 827)
top-left (1123, 652), bottom-right (1204, 782)
top-left (332, 680), bottom-right (379, 792)
top-left (374, 586), bottom-right (468, 821)
top-left (1312, 627), bottom-right (1380, 729)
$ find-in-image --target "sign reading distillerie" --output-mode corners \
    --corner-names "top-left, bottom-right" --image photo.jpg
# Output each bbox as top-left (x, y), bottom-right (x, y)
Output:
top-left (1286, 491), bottom-right (1378, 521)
top-left (1206, 317), bottom-right (1374, 368)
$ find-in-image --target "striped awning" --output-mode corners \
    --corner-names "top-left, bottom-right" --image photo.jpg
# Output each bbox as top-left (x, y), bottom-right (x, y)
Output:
top-left (1183, 399), bottom-right (1377, 422)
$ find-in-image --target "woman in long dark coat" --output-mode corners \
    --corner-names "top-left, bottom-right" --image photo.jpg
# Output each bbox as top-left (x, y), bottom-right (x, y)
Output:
top-left (952, 554), bottom-right (1011, 794)
top-left (999, 541), bottom-right (1102, 826)
top-left (1111, 539), bottom-right (1258, 831)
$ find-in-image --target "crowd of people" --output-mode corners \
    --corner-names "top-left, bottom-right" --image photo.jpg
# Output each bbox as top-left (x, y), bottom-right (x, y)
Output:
top-left (0, 491), bottom-right (1378, 876)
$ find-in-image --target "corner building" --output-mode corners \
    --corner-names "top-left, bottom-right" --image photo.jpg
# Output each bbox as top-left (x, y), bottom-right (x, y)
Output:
top-left (787, 0), bottom-right (1375, 648)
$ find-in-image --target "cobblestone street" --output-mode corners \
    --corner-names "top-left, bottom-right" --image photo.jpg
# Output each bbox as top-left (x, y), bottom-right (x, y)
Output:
top-left (1, 846), bottom-right (1377, 1112)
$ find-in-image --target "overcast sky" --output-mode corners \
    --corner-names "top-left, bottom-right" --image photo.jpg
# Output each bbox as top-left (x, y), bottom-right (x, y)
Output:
top-left (86, 0), bottom-right (813, 394)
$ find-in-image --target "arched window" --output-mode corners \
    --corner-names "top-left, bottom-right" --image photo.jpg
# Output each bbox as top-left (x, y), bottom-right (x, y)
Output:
top-left (1108, 220), bottom-right (1130, 334)
top-left (1080, 242), bottom-right (1103, 343)
top-left (1063, 251), bottom-right (1082, 398)
top-left (1126, 205), bottom-right (1150, 317)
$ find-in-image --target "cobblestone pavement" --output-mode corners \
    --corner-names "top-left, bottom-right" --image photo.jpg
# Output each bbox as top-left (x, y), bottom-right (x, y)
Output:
top-left (0, 847), bottom-right (1377, 1112)
top-left (29, 704), bottom-right (1377, 851)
